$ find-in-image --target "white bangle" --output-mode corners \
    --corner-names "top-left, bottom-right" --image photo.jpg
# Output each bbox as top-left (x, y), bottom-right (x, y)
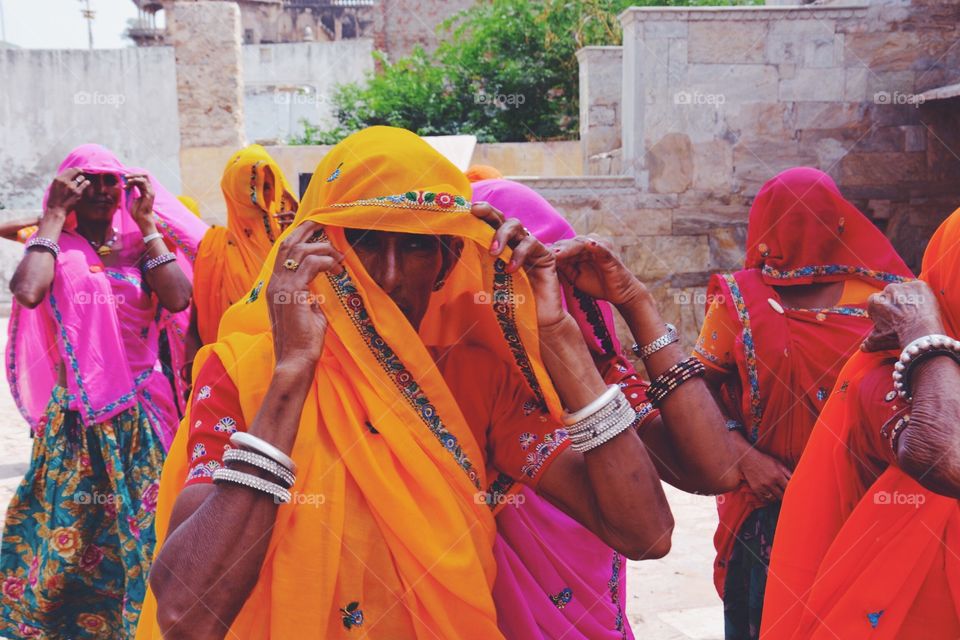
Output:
top-left (892, 333), bottom-right (960, 401)
top-left (567, 390), bottom-right (637, 453)
top-left (142, 231), bottom-right (163, 245)
top-left (212, 467), bottom-right (292, 503)
top-left (561, 385), bottom-right (620, 426)
top-left (230, 431), bottom-right (297, 474)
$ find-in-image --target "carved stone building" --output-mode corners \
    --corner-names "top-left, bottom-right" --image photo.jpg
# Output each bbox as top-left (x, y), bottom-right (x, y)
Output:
top-left (128, 0), bottom-right (476, 58)
top-left (128, 0), bottom-right (376, 47)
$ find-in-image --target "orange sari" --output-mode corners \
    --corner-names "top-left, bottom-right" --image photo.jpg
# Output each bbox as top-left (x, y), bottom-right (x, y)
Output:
top-left (192, 145), bottom-right (297, 344)
top-left (136, 126), bottom-right (566, 639)
top-left (762, 207), bottom-right (960, 639)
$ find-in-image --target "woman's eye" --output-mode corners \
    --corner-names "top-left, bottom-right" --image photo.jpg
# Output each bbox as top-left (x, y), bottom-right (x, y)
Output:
top-left (404, 236), bottom-right (438, 251)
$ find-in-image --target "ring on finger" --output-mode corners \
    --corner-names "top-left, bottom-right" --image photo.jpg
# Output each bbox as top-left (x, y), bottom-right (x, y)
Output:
top-left (283, 258), bottom-right (300, 272)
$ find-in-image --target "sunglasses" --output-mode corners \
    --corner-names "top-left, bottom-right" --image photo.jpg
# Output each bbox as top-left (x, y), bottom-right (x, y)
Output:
top-left (82, 173), bottom-right (121, 188)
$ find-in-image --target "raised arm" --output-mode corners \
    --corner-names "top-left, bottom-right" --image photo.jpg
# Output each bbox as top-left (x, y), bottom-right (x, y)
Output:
top-left (554, 236), bottom-right (741, 495)
top-left (474, 204), bottom-right (673, 561)
top-left (10, 169), bottom-right (86, 308)
top-left (150, 223), bottom-right (344, 639)
top-left (863, 280), bottom-right (960, 497)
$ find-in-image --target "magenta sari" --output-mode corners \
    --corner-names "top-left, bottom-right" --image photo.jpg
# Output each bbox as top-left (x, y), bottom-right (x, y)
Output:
top-left (6, 144), bottom-right (208, 448)
top-left (473, 179), bottom-right (636, 640)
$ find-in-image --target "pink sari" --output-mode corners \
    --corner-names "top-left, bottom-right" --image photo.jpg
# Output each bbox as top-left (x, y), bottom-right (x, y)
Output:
top-left (6, 144), bottom-right (208, 448)
top-left (473, 179), bottom-right (635, 639)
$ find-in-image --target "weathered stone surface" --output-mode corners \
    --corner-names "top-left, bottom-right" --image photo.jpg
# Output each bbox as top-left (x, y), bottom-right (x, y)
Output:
top-left (839, 152), bottom-right (927, 186)
top-left (708, 225), bottom-right (748, 271)
top-left (779, 68), bottom-right (846, 102)
top-left (692, 139), bottom-right (735, 192)
top-left (578, 47), bottom-right (624, 164)
top-left (620, 235), bottom-right (711, 281)
top-left (646, 132), bottom-right (694, 194)
top-left (171, 1), bottom-right (245, 150)
top-left (688, 22), bottom-right (767, 64)
top-left (793, 102), bottom-right (864, 130)
top-left (683, 64), bottom-right (779, 103)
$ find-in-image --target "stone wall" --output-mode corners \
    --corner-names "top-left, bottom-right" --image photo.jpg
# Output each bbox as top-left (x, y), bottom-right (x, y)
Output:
top-left (617, 1), bottom-right (960, 272)
top-left (373, 0), bottom-right (476, 60)
top-left (576, 47), bottom-right (623, 175)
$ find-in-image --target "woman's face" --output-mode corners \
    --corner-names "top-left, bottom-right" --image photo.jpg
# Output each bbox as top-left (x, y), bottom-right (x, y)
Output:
top-left (344, 228), bottom-right (461, 329)
top-left (73, 172), bottom-right (122, 223)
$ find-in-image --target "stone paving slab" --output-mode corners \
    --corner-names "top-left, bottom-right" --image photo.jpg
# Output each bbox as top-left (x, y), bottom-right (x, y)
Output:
top-left (0, 316), bottom-right (723, 638)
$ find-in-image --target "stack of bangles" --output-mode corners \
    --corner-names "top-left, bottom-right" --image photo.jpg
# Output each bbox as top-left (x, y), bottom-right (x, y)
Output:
top-left (646, 357), bottom-right (706, 406)
top-left (562, 385), bottom-right (639, 453)
top-left (25, 237), bottom-right (60, 259)
top-left (143, 252), bottom-right (177, 272)
top-left (892, 333), bottom-right (960, 401)
top-left (212, 432), bottom-right (298, 504)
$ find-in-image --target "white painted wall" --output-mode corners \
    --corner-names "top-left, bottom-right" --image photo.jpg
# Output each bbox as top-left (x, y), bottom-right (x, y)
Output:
top-left (0, 47), bottom-right (181, 210)
top-left (243, 40), bottom-right (374, 144)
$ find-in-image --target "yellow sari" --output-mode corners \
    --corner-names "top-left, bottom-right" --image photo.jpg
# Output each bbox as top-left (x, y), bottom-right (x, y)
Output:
top-left (137, 126), bottom-right (564, 638)
top-left (193, 145), bottom-right (298, 344)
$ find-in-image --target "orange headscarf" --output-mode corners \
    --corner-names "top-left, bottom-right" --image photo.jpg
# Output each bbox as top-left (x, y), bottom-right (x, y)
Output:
top-left (465, 164), bottom-right (504, 182)
top-left (137, 127), bottom-right (564, 639)
top-left (761, 207), bottom-right (960, 639)
top-left (192, 145), bottom-right (298, 344)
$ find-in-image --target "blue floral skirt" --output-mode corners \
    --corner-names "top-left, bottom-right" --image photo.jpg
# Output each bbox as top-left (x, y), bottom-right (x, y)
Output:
top-left (723, 502), bottom-right (781, 640)
top-left (0, 387), bottom-right (165, 638)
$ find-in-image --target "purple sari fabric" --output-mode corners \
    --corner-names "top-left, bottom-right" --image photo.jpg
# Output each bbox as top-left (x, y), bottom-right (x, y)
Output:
top-left (7, 144), bottom-right (208, 448)
top-left (473, 179), bottom-right (634, 640)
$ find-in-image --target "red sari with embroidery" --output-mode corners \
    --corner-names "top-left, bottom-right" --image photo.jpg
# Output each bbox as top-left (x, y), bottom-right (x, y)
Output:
top-left (762, 207), bottom-right (960, 639)
top-left (702, 168), bottom-right (912, 598)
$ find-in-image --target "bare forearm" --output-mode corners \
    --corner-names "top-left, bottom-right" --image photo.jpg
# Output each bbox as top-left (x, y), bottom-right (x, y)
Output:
top-left (619, 295), bottom-right (739, 492)
top-left (539, 314), bottom-right (608, 410)
top-left (140, 229), bottom-right (192, 312)
top-left (10, 210), bottom-right (65, 306)
top-left (898, 356), bottom-right (960, 496)
top-left (153, 364), bottom-right (312, 637)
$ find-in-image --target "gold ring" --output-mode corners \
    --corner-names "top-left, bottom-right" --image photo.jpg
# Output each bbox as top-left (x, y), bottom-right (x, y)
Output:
top-left (283, 258), bottom-right (300, 272)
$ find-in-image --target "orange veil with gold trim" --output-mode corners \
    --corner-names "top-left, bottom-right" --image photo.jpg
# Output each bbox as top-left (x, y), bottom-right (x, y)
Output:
top-left (137, 127), bottom-right (565, 638)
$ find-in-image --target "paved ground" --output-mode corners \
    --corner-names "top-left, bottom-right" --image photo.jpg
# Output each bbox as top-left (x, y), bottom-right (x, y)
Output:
top-left (0, 316), bottom-right (723, 638)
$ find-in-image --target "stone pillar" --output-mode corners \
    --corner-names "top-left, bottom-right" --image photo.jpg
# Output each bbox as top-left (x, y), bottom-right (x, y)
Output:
top-left (170, 1), bottom-right (245, 222)
top-left (576, 46), bottom-right (623, 175)
top-left (619, 10), bottom-right (647, 186)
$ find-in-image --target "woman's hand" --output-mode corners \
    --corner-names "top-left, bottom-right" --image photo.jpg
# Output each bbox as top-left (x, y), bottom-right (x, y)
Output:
top-left (552, 235), bottom-right (647, 306)
top-left (739, 447), bottom-right (792, 503)
top-left (124, 174), bottom-right (159, 235)
top-left (266, 222), bottom-right (345, 370)
top-left (862, 280), bottom-right (944, 352)
top-left (45, 168), bottom-right (89, 217)
top-left (471, 202), bottom-right (565, 327)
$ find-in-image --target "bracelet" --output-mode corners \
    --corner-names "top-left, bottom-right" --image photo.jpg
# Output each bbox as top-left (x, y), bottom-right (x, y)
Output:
top-left (565, 389), bottom-right (638, 453)
top-left (142, 231), bottom-right (163, 245)
top-left (223, 447), bottom-right (296, 488)
top-left (25, 236), bottom-right (60, 259)
top-left (230, 431), bottom-right (297, 474)
top-left (212, 467), bottom-right (292, 504)
top-left (887, 414), bottom-right (911, 453)
top-left (892, 334), bottom-right (960, 401)
top-left (561, 385), bottom-right (621, 427)
top-left (143, 252), bottom-right (177, 272)
top-left (631, 323), bottom-right (679, 360)
top-left (647, 357), bottom-right (706, 406)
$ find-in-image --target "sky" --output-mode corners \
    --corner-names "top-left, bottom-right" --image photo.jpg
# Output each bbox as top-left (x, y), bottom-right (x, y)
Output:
top-left (2, 0), bottom-right (141, 49)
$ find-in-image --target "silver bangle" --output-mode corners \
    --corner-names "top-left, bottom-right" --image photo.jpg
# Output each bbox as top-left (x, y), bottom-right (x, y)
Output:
top-left (143, 252), bottom-right (177, 272)
top-left (561, 385), bottom-right (620, 426)
top-left (223, 447), bottom-right (296, 488)
top-left (230, 431), bottom-right (297, 474)
top-left (25, 236), bottom-right (60, 259)
top-left (212, 467), bottom-right (291, 504)
top-left (892, 334), bottom-right (960, 401)
top-left (631, 323), bottom-right (679, 360)
top-left (142, 231), bottom-right (163, 245)
top-left (568, 390), bottom-right (637, 453)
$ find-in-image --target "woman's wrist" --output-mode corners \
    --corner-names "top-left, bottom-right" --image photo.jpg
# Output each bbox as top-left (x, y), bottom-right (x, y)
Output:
top-left (897, 318), bottom-right (947, 349)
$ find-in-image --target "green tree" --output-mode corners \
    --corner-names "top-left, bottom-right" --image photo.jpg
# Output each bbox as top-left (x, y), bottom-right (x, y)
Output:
top-left (292, 0), bottom-right (759, 145)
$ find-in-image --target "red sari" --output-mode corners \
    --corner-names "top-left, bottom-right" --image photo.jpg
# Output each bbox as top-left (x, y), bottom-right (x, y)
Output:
top-left (762, 208), bottom-right (960, 639)
top-left (701, 168), bottom-right (912, 605)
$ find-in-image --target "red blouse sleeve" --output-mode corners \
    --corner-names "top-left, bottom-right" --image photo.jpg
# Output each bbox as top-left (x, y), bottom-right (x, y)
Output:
top-left (596, 352), bottom-right (659, 432)
top-left (846, 362), bottom-right (906, 485)
top-left (183, 354), bottom-right (248, 487)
